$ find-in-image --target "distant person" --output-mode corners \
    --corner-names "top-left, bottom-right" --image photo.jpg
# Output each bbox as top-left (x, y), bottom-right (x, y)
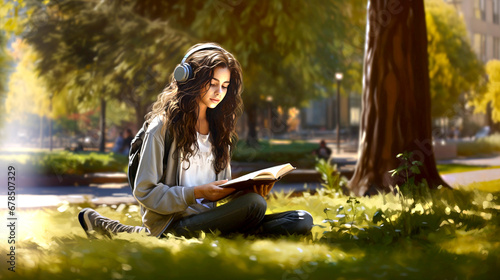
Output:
top-left (475, 126), bottom-right (490, 139)
top-left (112, 131), bottom-right (124, 154)
top-left (453, 126), bottom-right (460, 140)
top-left (313, 140), bottom-right (332, 161)
top-left (121, 129), bottom-right (133, 155)
top-left (112, 129), bottom-right (133, 155)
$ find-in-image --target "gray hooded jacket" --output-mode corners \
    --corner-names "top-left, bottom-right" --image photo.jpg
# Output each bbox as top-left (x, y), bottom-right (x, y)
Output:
top-left (133, 116), bottom-right (231, 237)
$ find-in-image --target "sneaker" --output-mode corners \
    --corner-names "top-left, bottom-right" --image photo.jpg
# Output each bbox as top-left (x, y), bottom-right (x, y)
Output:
top-left (78, 208), bottom-right (116, 239)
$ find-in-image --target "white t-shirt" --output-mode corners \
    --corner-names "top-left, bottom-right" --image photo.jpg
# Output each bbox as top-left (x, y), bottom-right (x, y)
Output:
top-left (179, 131), bottom-right (216, 215)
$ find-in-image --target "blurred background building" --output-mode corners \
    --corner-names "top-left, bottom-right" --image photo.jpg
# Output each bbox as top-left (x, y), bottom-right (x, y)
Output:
top-left (446, 0), bottom-right (500, 62)
top-left (445, 0), bottom-right (500, 133)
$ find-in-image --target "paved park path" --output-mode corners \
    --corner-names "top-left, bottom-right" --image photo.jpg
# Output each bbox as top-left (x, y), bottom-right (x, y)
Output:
top-left (439, 155), bottom-right (500, 186)
top-left (441, 169), bottom-right (500, 187)
top-left (330, 152), bottom-right (500, 187)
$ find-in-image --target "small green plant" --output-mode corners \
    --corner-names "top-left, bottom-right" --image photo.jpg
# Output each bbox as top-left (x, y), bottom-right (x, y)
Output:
top-left (323, 196), bottom-right (362, 239)
top-left (315, 158), bottom-right (342, 193)
top-left (388, 151), bottom-right (418, 235)
top-left (389, 151), bottom-right (432, 207)
top-left (345, 196), bottom-right (361, 236)
top-left (388, 151), bottom-right (423, 196)
top-left (388, 151), bottom-right (435, 235)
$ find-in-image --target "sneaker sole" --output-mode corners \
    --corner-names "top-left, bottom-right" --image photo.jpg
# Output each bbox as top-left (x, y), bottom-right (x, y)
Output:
top-left (78, 208), bottom-right (95, 238)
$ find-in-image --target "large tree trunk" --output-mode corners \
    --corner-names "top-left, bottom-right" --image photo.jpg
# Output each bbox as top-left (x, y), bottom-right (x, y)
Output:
top-left (134, 102), bottom-right (149, 131)
top-left (487, 102), bottom-right (500, 134)
top-left (348, 0), bottom-right (449, 196)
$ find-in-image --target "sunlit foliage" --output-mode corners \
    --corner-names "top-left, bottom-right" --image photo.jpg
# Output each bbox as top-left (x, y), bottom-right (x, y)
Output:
top-left (425, 0), bottom-right (485, 118)
top-left (473, 60), bottom-right (500, 123)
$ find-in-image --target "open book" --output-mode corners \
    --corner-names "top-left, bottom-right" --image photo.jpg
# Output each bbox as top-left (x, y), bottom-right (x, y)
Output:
top-left (221, 163), bottom-right (296, 190)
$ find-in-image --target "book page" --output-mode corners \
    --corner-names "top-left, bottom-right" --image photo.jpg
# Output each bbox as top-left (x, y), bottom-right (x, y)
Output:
top-left (221, 163), bottom-right (295, 187)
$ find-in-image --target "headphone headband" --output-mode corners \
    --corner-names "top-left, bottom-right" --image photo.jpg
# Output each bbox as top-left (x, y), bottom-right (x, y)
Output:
top-left (180, 44), bottom-right (224, 64)
top-left (174, 44), bottom-right (225, 82)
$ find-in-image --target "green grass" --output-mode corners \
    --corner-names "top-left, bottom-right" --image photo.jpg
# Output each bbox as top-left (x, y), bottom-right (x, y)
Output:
top-left (464, 178), bottom-right (500, 192)
top-left (437, 164), bottom-right (500, 174)
top-left (5, 181), bottom-right (499, 279)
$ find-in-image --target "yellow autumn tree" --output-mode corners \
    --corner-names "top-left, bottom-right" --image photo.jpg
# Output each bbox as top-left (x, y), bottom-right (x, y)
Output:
top-left (5, 39), bottom-right (77, 122)
top-left (425, 0), bottom-right (484, 118)
top-left (474, 60), bottom-right (500, 123)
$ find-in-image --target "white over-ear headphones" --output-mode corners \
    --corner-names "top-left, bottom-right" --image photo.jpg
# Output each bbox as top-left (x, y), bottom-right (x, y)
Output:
top-left (173, 44), bottom-right (224, 83)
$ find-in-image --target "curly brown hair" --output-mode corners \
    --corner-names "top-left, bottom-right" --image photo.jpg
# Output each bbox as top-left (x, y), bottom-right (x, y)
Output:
top-left (145, 43), bottom-right (243, 174)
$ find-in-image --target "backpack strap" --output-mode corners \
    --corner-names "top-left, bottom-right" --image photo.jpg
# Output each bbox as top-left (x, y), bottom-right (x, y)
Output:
top-left (127, 122), bottom-right (149, 191)
top-left (162, 126), bottom-right (173, 174)
top-left (128, 119), bottom-right (174, 191)
top-left (161, 113), bottom-right (176, 183)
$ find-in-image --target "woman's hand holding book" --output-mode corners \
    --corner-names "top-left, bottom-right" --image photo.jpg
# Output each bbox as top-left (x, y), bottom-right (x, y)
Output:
top-left (194, 179), bottom-right (235, 201)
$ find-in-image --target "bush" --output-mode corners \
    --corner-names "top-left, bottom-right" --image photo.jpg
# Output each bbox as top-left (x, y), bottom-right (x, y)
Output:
top-left (1, 139), bottom-right (319, 176)
top-left (0, 151), bottom-right (128, 175)
top-left (458, 133), bottom-right (500, 156)
top-left (232, 139), bottom-right (317, 168)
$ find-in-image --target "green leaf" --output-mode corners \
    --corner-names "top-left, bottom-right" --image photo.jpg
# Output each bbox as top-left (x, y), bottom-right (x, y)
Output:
top-left (410, 165), bottom-right (421, 174)
top-left (373, 210), bottom-right (385, 224)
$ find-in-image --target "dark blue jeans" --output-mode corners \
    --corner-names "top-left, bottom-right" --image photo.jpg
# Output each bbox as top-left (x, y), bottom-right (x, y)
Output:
top-left (167, 193), bottom-right (313, 238)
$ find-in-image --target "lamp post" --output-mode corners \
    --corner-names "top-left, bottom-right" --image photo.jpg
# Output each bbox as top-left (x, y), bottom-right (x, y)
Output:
top-left (335, 72), bottom-right (343, 154)
top-left (266, 95), bottom-right (273, 139)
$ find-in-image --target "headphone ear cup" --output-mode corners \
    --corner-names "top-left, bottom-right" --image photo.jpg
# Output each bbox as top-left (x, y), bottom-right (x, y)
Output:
top-left (174, 63), bottom-right (193, 82)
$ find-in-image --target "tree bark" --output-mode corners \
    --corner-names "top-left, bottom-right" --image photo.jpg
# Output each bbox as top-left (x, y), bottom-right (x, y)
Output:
top-left (120, 86), bottom-right (149, 131)
top-left (487, 102), bottom-right (500, 133)
top-left (135, 103), bottom-right (149, 131)
top-left (348, 0), bottom-right (450, 196)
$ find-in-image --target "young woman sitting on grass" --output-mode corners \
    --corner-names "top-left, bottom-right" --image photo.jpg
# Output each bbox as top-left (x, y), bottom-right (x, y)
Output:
top-left (78, 43), bottom-right (313, 239)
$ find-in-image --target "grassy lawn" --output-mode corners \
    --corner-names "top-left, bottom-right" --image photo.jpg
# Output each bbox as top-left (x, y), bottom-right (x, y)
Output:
top-left (5, 180), bottom-right (499, 279)
top-left (437, 164), bottom-right (500, 174)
